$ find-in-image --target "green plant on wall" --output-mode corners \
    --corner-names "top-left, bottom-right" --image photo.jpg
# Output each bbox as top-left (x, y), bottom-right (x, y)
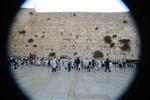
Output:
top-left (104, 36), bottom-right (112, 44)
top-left (18, 30), bottom-right (26, 35)
top-left (49, 52), bottom-right (56, 57)
top-left (29, 12), bottom-right (33, 15)
top-left (112, 34), bottom-right (117, 38)
top-left (122, 20), bottom-right (128, 24)
top-left (110, 43), bottom-right (115, 48)
top-left (120, 43), bottom-right (131, 51)
top-left (28, 38), bottom-right (34, 43)
top-left (119, 39), bottom-right (131, 52)
top-left (93, 50), bottom-right (104, 59)
top-left (119, 39), bottom-right (130, 44)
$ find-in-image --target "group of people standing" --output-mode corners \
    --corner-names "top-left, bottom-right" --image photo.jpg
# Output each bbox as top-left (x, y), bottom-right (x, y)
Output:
top-left (8, 55), bottom-right (137, 73)
top-left (46, 56), bottom-right (113, 72)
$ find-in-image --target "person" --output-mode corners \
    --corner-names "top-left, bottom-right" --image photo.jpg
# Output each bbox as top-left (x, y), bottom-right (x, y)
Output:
top-left (52, 57), bottom-right (57, 72)
top-left (64, 59), bottom-right (68, 71)
top-left (92, 59), bottom-right (95, 70)
top-left (88, 61), bottom-right (92, 72)
top-left (71, 58), bottom-right (74, 69)
top-left (97, 59), bottom-right (101, 70)
top-left (68, 58), bottom-right (72, 72)
top-left (122, 59), bottom-right (127, 68)
top-left (109, 60), bottom-right (114, 70)
top-left (75, 57), bottom-right (80, 70)
top-left (105, 58), bottom-right (111, 72)
top-left (118, 59), bottom-right (123, 68)
top-left (102, 59), bottom-right (105, 68)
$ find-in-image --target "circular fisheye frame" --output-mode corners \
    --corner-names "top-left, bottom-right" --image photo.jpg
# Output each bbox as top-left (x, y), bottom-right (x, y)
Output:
top-left (0, 0), bottom-right (149, 100)
top-left (7, 0), bottom-right (141, 100)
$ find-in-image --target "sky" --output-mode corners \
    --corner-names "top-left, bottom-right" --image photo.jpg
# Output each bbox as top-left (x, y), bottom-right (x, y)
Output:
top-left (21, 0), bottom-right (129, 12)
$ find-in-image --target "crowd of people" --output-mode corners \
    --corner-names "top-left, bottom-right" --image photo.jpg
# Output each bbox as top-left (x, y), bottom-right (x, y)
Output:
top-left (8, 56), bottom-right (137, 72)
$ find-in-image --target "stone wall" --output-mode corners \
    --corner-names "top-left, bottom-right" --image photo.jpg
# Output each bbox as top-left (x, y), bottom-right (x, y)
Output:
top-left (8, 8), bottom-right (140, 60)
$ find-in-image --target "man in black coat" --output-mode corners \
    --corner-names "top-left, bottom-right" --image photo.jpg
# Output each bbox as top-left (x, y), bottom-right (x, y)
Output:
top-left (105, 58), bottom-right (111, 72)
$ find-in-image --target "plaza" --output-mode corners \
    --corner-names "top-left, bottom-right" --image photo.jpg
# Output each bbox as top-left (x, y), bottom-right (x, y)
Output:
top-left (12, 65), bottom-right (136, 100)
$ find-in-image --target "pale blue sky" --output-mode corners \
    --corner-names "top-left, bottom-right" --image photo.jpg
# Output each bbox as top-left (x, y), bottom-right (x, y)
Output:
top-left (21, 0), bottom-right (129, 12)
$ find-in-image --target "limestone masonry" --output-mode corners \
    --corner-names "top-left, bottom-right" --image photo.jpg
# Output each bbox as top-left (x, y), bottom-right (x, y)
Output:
top-left (8, 8), bottom-right (140, 60)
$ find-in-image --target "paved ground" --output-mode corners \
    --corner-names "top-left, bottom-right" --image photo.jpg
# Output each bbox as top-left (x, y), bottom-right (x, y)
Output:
top-left (11, 66), bottom-right (136, 100)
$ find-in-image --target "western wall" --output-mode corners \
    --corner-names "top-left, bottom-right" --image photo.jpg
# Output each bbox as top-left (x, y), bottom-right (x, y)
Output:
top-left (8, 8), bottom-right (140, 60)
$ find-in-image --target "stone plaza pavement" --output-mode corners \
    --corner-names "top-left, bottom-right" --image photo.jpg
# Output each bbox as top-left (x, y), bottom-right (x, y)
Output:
top-left (12, 66), bottom-right (137, 100)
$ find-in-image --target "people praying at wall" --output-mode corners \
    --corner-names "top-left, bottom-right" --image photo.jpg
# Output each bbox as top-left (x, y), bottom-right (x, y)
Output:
top-left (105, 58), bottom-right (111, 72)
top-left (68, 58), bottom-right (72, 72)
top-left (8, 55), bottom-right (137, 72)
top-left (75, 57), bottom-right (80, 71)
top-left (52, 57), bottom-right (57, 72)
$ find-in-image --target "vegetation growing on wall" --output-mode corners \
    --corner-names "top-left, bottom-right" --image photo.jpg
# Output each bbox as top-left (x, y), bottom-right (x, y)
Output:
top-left (29, 12), bottom-right (33, 15)
top-left (95, 27), bottom-right (99, 30)
top-left (49, 52), bottom-right (56, 57)
top-left (120, 43), bottom-right (131, 51)
top-left (110, 43), bottom-right (115, 48)
top-left (28, 38), bottom-right (34, 43)
top-left (18, 30), bottom-right (26, 35)
top-left (112, 34), bottom-right (117, 38)
top-left (35, 35), bottom-right (38, 37)
top-left (33, 44), bottom-right (37, 47)
top-left (93, 50), bottom-right (104, 59)
top-left (119, 39), bottom-right (131, 51)
top-left (122, 20), bottom-right (127, 24)
top-left (119, 39), bottom-right (130, 43)
top-left (104, 36), bottom-right (112, 44)
top-left (73, 13), bottom-right (76, 16)
top-left (41, 35), bottom-right (44, 38)
top-left (47, 18), bottom-right (50, 20)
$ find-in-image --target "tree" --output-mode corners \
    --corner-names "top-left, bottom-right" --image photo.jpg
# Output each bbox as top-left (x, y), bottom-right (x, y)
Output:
top-left (93, 50), bottom-right (104, 59)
